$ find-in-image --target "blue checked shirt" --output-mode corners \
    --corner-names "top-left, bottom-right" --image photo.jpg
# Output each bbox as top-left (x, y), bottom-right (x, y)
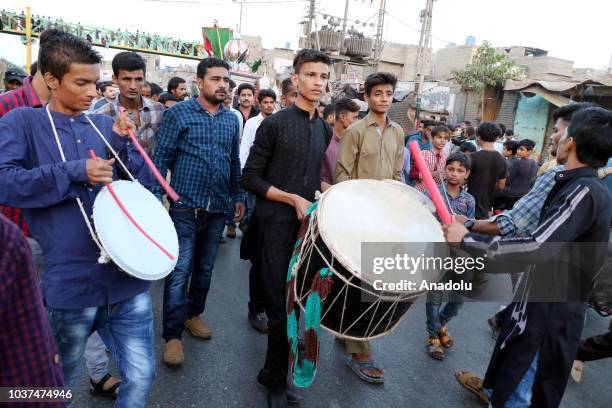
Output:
top-left (427, 185), bottom-right (475, 219)
top-left (496, 164), bottom-right (563, 237)
top-left (152, 98), bottom-right (244, 212)
top-left (441, 185), bottom-right (475, 218)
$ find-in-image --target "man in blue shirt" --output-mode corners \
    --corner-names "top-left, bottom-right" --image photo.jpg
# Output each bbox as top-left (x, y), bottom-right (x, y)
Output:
top-left (153, 57), bottom-right (245, 366)
top-left (0, 30), bottom-right (155, 408)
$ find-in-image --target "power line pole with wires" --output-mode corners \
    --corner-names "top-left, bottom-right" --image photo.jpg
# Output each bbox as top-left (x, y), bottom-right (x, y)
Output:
top-left (338, 0), bottom-right (350, 52)
top-left (414, 0), bottom-right (434, 125)
top-left (305, 0), bottom-right (316, 49)
top-left (372, 0), bottom-right (386, 72)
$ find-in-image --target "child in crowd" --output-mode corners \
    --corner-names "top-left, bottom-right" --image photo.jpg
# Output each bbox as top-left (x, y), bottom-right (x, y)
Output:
top-left (410, 125), bottom-right (451, 193)
top-left (459, 141), bottom-right (477, 156)
top-left (502, 140), bottom-right (519, 171)
top-left (425, 152), bottom-right (475, 360)
top-left (493, 139), bottom-right (537, 211)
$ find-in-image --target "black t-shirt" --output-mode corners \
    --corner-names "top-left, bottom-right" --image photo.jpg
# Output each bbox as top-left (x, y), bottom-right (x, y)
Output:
top-left (503, 158), bottom-right (537, 197)
top-left (467, 149), bottom-right (507, 219)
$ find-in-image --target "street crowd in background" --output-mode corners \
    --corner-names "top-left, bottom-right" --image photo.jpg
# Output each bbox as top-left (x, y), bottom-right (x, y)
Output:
top-left (0, 28), bottom-right (611, 408)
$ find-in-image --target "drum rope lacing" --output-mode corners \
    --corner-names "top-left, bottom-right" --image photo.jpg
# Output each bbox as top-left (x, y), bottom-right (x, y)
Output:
top-left (293, 209), bottom-right (418, 302)
top-left (294, 210), bottom-right (413, 338)
top-left (46, 105), bottom-right (137, 263)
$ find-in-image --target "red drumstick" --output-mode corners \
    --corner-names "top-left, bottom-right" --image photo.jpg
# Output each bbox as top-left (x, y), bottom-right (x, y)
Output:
top-left (408, 141), bottom-right (452, 225)
top-left (118, 108), bottom-right (179, 202)
top-left (89, 149), bottom-right (175, 260)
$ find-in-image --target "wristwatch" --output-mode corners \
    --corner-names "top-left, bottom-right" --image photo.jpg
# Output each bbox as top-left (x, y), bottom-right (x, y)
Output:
top-left (464, 219), bottom-right (475, 231)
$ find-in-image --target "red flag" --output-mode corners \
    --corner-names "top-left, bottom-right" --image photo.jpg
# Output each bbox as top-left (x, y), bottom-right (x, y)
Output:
top-left (202, 33), bottom-right (214, 57)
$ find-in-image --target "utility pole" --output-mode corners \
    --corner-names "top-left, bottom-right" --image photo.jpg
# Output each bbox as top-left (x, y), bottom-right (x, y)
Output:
top-left (414, 0), bottom-right (434, 125)
top-left (372, 0), bottom-right (386, 72)
top-left (231, 0), bottom-right (244, 32)
top-left (239, 2), bottom-right (243, 32)
top-left (305, 0), bottom-right (316, 49)
top-left (338, 0), bottom-right (350, 52)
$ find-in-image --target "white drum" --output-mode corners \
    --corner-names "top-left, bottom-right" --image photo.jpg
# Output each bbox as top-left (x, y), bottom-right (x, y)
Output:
top-left (92, 180), bottom-right (179, 281)
top-left (291, 179), bottom-right (445, 340)
top-left (382, 179), bottom-right (436, 213)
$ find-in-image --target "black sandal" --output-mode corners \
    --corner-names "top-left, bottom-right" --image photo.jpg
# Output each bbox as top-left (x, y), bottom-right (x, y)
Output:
top-left (89, 373), bottom-right (120, 399)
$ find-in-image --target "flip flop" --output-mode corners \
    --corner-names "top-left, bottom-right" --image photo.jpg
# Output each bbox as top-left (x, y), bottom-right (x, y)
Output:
top-left (455, 369), bottom-right (489, 406)
top-left (346, 357), bottom-right (385, 384)
top-left (571, 360), bottom-right (584, 383)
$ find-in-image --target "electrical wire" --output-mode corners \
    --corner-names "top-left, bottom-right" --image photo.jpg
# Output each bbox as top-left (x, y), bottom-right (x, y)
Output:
top-left (384, 10), bottom-right (450, 45)
top-left (141, 0), bottom-right (306, 5)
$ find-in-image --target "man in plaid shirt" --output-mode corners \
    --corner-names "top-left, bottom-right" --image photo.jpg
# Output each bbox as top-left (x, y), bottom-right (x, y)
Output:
top-left (0, 215), bottom-right (66, 407)
top-left (94, 52), bottom-right (164, 156)
top-left (153, 57), bottom-right (245, 365)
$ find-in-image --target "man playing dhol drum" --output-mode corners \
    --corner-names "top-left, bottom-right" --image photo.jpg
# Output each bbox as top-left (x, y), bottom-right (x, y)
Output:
top-left (334, 71), bottom-right (405, 384)
top-left (241, 49), bottom-right (332, 408)
top-left (0, 30), bottom-right (156, 408)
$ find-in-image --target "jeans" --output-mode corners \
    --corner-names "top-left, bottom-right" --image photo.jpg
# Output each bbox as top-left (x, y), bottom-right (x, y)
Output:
top-left (46, 291), bottom-right (155, 408)
top-left (163, 206), bottom-right (226, 340)
top-left (242, 192), bottom-right (256, 226)
top-left (485, 351), bottom-right (539, 408)
top-left (84, 331), bottom-right (110, 381)
top-left (425, 289), bottom-right (463, 337)
top-left (225, 212), bottom-right (235, 228)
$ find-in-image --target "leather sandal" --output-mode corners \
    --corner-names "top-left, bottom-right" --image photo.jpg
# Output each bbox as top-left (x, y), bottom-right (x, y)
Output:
top-left (439, 326), bottom-right (454, 348)
top-left (426, 337), bottom-right (445, 360)
top-left (455, 369), bottom-right (489, 406)
top-left (89, 373), bottom-right (120, 399)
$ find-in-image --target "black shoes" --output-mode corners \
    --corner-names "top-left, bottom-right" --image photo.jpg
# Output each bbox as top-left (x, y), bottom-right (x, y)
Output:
top-left (257, 372), bottom-right (302, 406)
top-left (249, 311), bottom-right (269, 333)
top-left (267, 389), bottom-right (289, 408)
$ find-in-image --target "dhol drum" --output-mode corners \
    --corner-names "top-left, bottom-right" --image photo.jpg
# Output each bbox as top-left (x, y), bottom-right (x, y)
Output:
top-left (93, 180), bottom-right (179, 281)
top-left (289, 179), bottom-right (444, 341)
top-left (382, 179), bottom-right (436, 213)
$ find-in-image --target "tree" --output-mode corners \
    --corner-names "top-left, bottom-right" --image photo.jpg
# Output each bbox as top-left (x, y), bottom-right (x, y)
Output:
top-left (452, 41), bottom-right (521, 120)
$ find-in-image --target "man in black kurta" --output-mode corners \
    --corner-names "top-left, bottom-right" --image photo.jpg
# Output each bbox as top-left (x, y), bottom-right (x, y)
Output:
top-left (241, 49), bottom-right (332, 408)
top-left (445, 107), bottom-right (612, 407)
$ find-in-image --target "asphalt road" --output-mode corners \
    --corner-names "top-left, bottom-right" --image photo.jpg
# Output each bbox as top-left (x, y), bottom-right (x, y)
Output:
top-left (74, 233), bottom-right (612, 408)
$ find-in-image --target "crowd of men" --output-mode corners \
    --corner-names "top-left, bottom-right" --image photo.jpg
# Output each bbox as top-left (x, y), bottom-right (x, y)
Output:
top-left (0, 27), bottom-right (611, 408)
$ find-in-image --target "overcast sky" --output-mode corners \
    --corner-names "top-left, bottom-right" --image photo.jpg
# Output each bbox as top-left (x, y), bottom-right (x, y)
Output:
top-left (1, 0), bottom-right (611, 70)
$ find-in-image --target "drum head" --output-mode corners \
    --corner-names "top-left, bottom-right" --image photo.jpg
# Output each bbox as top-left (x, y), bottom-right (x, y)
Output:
top-left (382, 179), bottom-right (436, 213)
top-left (317, 179), bottom-right (444, 288)
top-left (93, 180), bottom-right (179, 281)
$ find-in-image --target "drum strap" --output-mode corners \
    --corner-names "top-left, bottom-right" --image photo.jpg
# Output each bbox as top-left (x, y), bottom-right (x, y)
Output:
top-left (82, 115), bottom-right (136, 182)
top-left (45, 105), bottom-right (135, 263)
top-left (286, 201), bottom-right (334, 388)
